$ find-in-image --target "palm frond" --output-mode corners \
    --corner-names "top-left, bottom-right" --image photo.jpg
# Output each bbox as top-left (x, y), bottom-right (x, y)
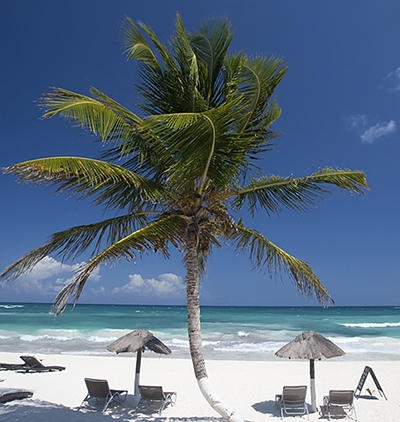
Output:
top-left (131, 15), bottom-right (234, 116)
top-left (51, 215), bottom-right (185, 315)
top-left (308, 167), bottom-right (369, 192)
top-left (138, 20), bottom-right (178, 71)
top-left (224, 54), bottom-right (287, 138)
top-left (40, 88), bottom-right (142, 144)
top-left (147, 97), bottom-right (258, 190)
top-left (0, 243), bottom-right (56, 283)
top-left (0, 212), bottom-right (153, 283)
top-left (151, 112), bottom-right (203, 130)
top-left (3, 157), bottom-right (165, 209)
top-left (47, 213), bottom-right (153, 260)
top-left (120, 17), bottom-right (160, 69)
top-left (234, 168), bottom-right (369, 216)
top-left (229, 223), bottom-right (332, 305)
top-left (239, 55), bottom-right (287, 130)
top-left (88, 87), bottom-right (142, 125)
top-left (40, 87), bottom-right (169, 177)
top-left (189, 16), bottom-right (234, 107)
top-left (174, 16), bottom-right (200, 93)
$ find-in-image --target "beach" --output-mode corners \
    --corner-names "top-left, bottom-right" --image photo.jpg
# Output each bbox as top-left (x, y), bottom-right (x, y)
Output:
top-left (0, 351), bottom-right (398, 421)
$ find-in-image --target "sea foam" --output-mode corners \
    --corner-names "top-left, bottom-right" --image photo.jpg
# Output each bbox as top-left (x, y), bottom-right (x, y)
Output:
top-left (340, 322), bottom-right (400, 328)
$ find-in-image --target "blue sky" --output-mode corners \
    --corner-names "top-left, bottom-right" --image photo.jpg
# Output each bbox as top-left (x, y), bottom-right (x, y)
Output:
top-left (1, 0), bottom-right (399, 307)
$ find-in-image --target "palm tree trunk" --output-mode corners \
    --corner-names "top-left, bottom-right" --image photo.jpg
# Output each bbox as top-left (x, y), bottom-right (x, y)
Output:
top-left (185, 229), bottom-right (244, 422)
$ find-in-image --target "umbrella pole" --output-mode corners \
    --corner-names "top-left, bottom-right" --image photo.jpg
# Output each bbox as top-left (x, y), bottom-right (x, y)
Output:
top-left (134, 349), bottom-right (142, 396)
top-left (310, 358), bottom-right (317, 412)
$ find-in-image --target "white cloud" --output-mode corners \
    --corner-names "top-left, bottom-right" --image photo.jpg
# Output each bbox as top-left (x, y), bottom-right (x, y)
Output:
top-left (346, 114), bottom-right (368, 129)
top-left (360, 120), bottom-right (397, 144)
top-left (87, 267), bottom-right (101, 282)
top-left (346, 114), bottom-right (397, 144)
top-left (91, 286), bottom-right (105, 295)
top-left (2, 256), bottom-right (102, 296)
top-left (383, 67), bottom-right (400, 92)
top-left (19, 256), bottom-right (73, 281)
top-left (113, 273), bottom-right (185, 297)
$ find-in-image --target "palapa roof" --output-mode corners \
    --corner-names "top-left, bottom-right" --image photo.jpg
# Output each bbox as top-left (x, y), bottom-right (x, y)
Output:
top-left (107, 329), bottom-right (171, 355)
top-left (275, 330), bottom-right (345, 360)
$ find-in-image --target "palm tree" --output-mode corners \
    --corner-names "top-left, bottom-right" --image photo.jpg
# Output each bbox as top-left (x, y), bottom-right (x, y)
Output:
top-left (1, 15), bottom-right (368, 422)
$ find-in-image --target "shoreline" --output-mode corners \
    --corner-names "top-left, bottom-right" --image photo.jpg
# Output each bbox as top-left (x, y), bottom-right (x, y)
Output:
top-left (2, 348), bottom-right (400, 362)
top-left (0, 352), bottom-right (398, 421)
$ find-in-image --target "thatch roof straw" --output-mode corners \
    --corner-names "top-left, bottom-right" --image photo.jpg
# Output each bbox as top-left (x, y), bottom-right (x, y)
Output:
top-left (275, 330), bottom-right (345, 360)
top-left (107, 329), bottom-right (171, 355)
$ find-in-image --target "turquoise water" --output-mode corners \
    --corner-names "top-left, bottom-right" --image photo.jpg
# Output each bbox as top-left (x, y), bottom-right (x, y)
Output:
top-left (0, 303), bottom-right (399, 360)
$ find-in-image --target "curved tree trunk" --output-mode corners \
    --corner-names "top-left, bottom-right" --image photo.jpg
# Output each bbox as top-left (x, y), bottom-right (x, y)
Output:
top-left (185, 230), bottom-right (245, 422)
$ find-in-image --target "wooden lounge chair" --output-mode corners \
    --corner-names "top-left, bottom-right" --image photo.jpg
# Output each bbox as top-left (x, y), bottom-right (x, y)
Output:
top-left (323, 390), bottom-right (357, 421)
top-left (0, 361), bottom-right (27, 371)
top-left (275, 385), bottom-right (309, 420)
top-left (136, 385), bottom-right (177, 415)
top-left (0, 355), bottom-right (64, 372)
top-left (82, 378), bottom-right (127, 413)
top-left (0, 388), bottom-right (33, 403)
top-left (19, 356), bottom-right (65, 372)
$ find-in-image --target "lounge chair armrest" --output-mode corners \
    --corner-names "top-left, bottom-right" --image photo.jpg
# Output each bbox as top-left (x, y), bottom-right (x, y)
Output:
top-left (165, 391), bottom-right (177, 406)
top-left (111, 389), bottom-right (128, 402)
top-left (275, 394), bottom-right (283, 411)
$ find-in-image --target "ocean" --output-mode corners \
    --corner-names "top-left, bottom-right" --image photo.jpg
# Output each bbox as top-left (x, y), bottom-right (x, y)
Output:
top-left (1, 303), bottom-right (399, 361)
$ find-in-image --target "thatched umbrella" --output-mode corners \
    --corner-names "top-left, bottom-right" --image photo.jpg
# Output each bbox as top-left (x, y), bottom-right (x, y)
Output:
top-left (107, 329), bottom-right (171, 396)
top-left (275, 330), bottom-right (345, 413)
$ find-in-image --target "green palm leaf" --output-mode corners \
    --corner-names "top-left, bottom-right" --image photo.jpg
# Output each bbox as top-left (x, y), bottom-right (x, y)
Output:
top-left (189, 16), bottom-right (234, 106)
top-left (234, 168), bottom-right (368, 216)
top-left (40, 88), bottom-right (142, 144)
top-left (229, 223), bottom-right (332, 305)
top-left (51, 214), bottom-right (185, 315)
top-left (148, 98), bottom-right (254, 190)
top-left (174, 16), bottom-right (200, 92)
top-left (239, 56), bottom-right (287, 129)
top-left (138, 20), bottom-right (178, 72)
top-left (41, 87), bottom-right (166, 172)
top-left (224, 54), bottom-right (287, 132)
top-left (120, 17), bottom-right (160, 69)
top-left (0, 213), bottom-right (152, 282)
top-left (0, 243), bottom-right (57, 283)
top-left (4, 157), bottom-right (164, 209)
top-left (47, 213), bottom-right (153, 259)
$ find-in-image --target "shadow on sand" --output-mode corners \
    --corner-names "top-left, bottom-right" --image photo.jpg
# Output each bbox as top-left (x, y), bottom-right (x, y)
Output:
top-left (252, 399), bottom-right (281, 417)
top-left (253, 399), bottom-right (329, 420)
top-left (0, 397), bottom-right (225, 422)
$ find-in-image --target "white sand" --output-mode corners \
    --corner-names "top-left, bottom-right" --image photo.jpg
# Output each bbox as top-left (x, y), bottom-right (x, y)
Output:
top-left (0, 351), bottom-right (398, 421)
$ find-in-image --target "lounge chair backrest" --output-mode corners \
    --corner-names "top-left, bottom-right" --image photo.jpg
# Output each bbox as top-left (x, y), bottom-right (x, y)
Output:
top-left (85, 378), bottom-right (110, 398)
top-left (329, 390), bottom-right (354, 405)
top-left (20, 356), bottom-right (44, 368)
top-left (282, 386), bottom-right (307, 403)
top-left (139, 385), bottom-right (164, 400)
